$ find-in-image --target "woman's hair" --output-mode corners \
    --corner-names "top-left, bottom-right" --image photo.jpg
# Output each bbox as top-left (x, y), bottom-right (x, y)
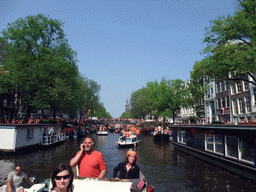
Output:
top-left (51, 162), bottom-right (74, 191)
top-left (125, 155), bottom-right (137, 165)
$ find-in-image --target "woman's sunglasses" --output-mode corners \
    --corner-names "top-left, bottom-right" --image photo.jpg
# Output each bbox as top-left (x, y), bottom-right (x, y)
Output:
top-left (55, 174), bottom-right (70, 180)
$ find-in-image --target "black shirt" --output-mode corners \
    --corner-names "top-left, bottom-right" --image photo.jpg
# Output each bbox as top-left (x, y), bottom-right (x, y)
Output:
top-left (113, 161), bottom-right (140, 179)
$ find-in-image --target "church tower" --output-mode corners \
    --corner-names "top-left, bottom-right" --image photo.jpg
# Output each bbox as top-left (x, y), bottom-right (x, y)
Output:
top-left (125, 97), bottom-right (129, 112)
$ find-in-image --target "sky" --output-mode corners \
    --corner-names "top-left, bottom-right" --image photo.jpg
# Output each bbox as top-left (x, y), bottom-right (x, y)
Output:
top-left (0, 0), bottom-right (238, 118)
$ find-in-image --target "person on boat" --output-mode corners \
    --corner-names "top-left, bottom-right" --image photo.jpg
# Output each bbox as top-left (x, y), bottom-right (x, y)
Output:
top-left (6, 165), bottom-right (34, 192)
top-left (135, 129), bottom-right (140, 139)
top-left (50, 162), bottom-right (74, 192)
top-left (70, 136), bottom-right (107, 179)
top-left (113, 151), bottom-right (140, 179)
top-left (49, 127), bottom-right (55, 136)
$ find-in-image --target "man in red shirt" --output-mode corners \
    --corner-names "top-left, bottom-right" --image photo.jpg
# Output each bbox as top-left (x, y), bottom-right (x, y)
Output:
top-left (70, 136), bottom-right (107, 178)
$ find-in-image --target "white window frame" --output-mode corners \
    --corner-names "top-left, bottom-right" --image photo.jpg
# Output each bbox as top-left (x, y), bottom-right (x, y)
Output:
top-left (205, 135), bottom-right (255, 165)
top-left (245, 96), bottom-right (250, 113)
top-left (226, 96), bottom-right (230, 108)
top-left (225, 136), bottom-right (238, 160)
top-left (232, 99), bottom-right (237, 115)
top-left (231, 84), bottom-right (235, 95)
top-left (237, 82), bottom-right (242, 93)
top-left (238, 98), bottom-right (244, 114)
top-left (243, 81), bottom-right (249, 91)
top-left (177, 130), bottom-right (186, 144)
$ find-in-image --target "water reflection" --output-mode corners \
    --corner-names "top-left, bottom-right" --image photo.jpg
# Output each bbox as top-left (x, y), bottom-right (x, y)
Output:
top-left (1, 133), bottom-right (256, 192)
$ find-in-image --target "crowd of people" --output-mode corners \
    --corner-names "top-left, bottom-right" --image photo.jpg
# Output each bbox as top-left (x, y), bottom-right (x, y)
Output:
top-left (5, 135), bottom-right (142, 192)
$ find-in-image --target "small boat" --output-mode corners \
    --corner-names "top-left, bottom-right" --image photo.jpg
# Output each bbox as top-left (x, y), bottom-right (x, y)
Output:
top-left (96, 130), bottom-right (109, 135)
top-left (153, 131), bottom-right (171, 141)
top-left (116, 134), bottom-right (140, 148)
top-left (108, 126), bottom-right (116, 132)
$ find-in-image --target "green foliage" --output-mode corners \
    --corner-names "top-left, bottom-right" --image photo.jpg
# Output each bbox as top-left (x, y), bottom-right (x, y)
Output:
top-left (203, 0), bottom-right (256, 85)
top-left (157, 78), bottom-right (189, 122)
top-left (189, 116), bottom-right (196, 123)
top-left (129, 77), bottom-right (189, 122)
top-left (130, 87), bottom-right (151, 119)
top-left (120, 111), bottom-right (132, 119)
top-left (0, 14), bottom-right (79, 118)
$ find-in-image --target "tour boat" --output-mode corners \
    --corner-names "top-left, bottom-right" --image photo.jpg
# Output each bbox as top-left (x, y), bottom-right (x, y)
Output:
top-left (115, 134), bottom-right (140, 148)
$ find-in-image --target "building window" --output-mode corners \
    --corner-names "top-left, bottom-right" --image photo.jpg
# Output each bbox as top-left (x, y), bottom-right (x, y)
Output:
top-left (239, 137), bottom-right (254, 163)
top-left (225, 80), bottom-right (229, 91)
top-left (245, 96), bottom-right (250, 113)
top-left (220, 82), bottom-right (224, 92)
top-left (238, 98), bottom-right (244, 114)
top-left (215, 135), bottom-right (224, 154)
top-left (205, 133), bottom-right (213, 151)
top-left (254, 88), bottom-right (256, 106)
top-left (237, 82), bottom-right (242, 93)
top-left (226, 96), bottom-right (230, 108)
top-left (244, 81), bottom-right (249, 91)
top-left (217, 99), bottom-right (221, 109)
top-left (233, 100), bottom-right (237, 114)
top-left (211, 87), bottom-right (213, 94)
top-left (217, 82), bottom-right (220, 93)
top-left (225, 136), bottom-right (238, 159)
top-left (222, 98), bottom-right (226, 108)
top-left (231, 84), bottom-right (235, 95)
top-left (27, 129), bottom-right (34, 140)
top-left (177, 130), bottom-right (186, 144)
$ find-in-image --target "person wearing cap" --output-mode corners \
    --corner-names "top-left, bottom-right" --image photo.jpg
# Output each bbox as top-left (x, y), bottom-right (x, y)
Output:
top-left (113, 151), bottom-right (140, 179)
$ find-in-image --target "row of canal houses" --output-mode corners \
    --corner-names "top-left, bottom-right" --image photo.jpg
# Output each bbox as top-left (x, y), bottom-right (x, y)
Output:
top-left (178, 76), bottom-right (256, 125)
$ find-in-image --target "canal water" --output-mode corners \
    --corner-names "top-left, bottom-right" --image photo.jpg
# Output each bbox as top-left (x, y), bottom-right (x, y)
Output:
top-left (1, 132), bottom-right (256, 192)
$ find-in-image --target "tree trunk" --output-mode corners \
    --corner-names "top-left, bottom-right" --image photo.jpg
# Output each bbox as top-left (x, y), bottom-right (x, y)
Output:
top-left (24, 105), bottom-right (33, 123)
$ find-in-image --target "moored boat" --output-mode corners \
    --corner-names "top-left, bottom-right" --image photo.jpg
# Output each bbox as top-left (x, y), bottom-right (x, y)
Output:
top-left (153, 131), bottom-right (172, 141)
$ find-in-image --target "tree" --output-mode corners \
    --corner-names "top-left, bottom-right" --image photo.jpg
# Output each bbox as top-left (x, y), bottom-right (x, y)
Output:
top-left (130, 87), bottom-right (151, 119)
top-left (188, 60), bottom-right (207, 118)
top-left (83, 79), bottom-right (101, 118)
top-left (203, 0), bottom-right (256, 85)
top-left (157, 79), bottom-right (189, 123)
top-left (94, 102), bottom-right (112, 119)
top-left (1, 14), bottom-right (79, 120)
top-left (120, 111), bottom-right (131, 119)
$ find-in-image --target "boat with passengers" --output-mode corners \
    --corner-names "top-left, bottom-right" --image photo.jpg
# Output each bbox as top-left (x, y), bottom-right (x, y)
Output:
top-left (152, 126), bottom-right (172, 141)
top-left (116, 132), bottom-right (140, 148)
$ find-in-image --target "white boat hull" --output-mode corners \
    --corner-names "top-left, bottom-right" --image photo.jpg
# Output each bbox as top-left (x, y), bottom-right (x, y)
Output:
top-left (96, 131), bottom-right (108, 135)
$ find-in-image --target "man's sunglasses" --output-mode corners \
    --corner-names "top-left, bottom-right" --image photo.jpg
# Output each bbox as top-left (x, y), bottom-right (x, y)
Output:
top-left (55, 174), bottom-right (70, 180)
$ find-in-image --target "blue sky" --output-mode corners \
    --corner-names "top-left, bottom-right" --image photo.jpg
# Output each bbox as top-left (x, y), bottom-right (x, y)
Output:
top-left (0, 0), bottom-right (238, 118)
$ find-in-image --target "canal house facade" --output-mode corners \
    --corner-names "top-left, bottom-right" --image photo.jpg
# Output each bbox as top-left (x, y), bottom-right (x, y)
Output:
top-left (230, 80), bottom-right (251, 123)
top-left (204, 79), bottom-right (216, 124)
top-left (215, 80), bottom-right (231, 123)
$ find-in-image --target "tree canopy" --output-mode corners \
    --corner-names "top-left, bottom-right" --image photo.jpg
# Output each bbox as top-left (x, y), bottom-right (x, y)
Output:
top-left (203, 0), bottom-right (256, 85)
top-left (0, 14), bottom-right (79, 120)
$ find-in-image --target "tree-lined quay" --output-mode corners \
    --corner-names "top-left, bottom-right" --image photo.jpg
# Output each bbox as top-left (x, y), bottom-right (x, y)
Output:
top-left (1, 1), bottom-right (256, 124)
top-left (0, 14), bottom-right (111, 122)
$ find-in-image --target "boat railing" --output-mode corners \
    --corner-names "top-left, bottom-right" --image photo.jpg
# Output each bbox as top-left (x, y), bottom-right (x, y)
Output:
top-left (41, 134), bottom-right (65, 145)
